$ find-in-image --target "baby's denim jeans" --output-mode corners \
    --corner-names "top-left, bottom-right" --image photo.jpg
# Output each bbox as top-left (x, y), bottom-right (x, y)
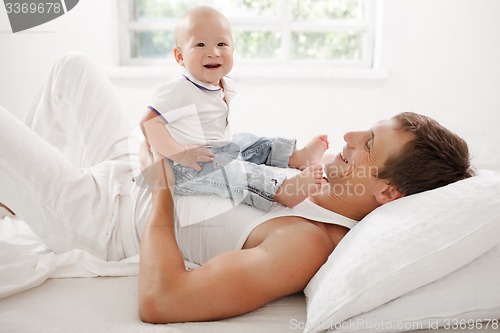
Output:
top-left (172, 132), bottom-right (296, 212)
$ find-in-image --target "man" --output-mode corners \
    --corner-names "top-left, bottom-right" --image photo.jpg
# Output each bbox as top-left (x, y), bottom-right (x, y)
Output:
top-left (137, 112), bottom-right (472, 323)
top-left (0, 53), bottom-right (471, 323)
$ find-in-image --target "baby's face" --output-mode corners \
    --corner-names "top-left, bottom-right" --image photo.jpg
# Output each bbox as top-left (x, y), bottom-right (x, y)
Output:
top-left (175, 13), bottom-right (234, 86)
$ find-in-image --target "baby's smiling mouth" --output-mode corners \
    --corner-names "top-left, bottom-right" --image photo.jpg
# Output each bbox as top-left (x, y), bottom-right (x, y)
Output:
top-left (204, 64), bottom-right (222, 69)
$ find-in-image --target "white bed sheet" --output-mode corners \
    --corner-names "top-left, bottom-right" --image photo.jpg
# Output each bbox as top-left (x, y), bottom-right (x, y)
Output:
top-left (1, 275), bottom-right (497, 333)
top-left (1, 216), bottom-right (498, 333)
top-left (0, 217), bottom-right (139, 299)
top-left (0, 216), bottom-right (307, 333)
top-left (0, 275), bottom-right (307, 333)
top-left (1, 202), bottom-right (498, 333)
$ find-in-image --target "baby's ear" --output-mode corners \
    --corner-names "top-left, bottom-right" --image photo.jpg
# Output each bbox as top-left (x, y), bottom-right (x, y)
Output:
top-left (173, 47), bottom-right (184, 65)
top-left (375, 182), bottom-right (403, 205)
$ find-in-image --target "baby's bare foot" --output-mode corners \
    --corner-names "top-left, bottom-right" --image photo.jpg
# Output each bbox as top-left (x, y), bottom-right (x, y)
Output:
top-left (289, 135), bottom-right (329, 170)
top-left (274, 165), bottom-right (324, 208)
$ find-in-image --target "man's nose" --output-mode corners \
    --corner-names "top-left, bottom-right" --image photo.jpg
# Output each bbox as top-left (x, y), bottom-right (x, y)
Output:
top-left (344, 131), bottom-right (369, 148)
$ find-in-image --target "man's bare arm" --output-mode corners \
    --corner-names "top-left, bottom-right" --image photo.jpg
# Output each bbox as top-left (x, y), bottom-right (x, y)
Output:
top-left (138, 149), bottom-right (333, 323)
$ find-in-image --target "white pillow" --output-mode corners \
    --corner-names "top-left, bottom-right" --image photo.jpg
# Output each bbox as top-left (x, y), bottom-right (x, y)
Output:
top-left (337, 245), bottom-right (500, 332)
top-left (304, 171), bottom-right (500, 333)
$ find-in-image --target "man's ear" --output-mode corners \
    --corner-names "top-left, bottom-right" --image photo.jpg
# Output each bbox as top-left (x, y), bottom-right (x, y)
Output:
top-left (375, 182), bottom-right (404, 205)
top-left (174, 47), bottom-right (184, 65)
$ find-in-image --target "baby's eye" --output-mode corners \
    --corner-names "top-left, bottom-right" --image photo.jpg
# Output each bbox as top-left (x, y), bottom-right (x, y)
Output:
top-left (195, 42), bottom-right (206, 47)
top-left (218, 42), bottom-right (227, 47)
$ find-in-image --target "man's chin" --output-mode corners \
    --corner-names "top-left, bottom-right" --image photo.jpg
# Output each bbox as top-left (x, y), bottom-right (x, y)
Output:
top-left (324, 165), bottom-right (348, 181)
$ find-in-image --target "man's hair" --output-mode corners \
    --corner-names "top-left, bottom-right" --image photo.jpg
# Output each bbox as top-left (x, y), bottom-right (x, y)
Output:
top-left (379, 112), bottom-right (474, 196)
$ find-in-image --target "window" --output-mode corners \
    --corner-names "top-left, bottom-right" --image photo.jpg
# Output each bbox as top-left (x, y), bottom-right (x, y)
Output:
top-left (118, 0), bottom-right (376, 71)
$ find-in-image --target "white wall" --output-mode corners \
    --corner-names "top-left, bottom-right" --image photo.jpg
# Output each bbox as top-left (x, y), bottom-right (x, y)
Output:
top-left (0, 0), bottom-right (118, 115)
top-left (1, 0), bottom-right (499, 171)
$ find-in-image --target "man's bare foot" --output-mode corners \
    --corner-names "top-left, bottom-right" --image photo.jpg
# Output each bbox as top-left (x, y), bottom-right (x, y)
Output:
top-left (0, 202), bottom-right (15, 219)
top-left (274, 165), bottom-right (325, 208)
top-left (288, 135), bottom-right (329, 170)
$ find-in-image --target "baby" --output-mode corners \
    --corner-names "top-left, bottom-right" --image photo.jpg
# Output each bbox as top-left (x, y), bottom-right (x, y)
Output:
top-left (140, 6), bottom-right (328, 211)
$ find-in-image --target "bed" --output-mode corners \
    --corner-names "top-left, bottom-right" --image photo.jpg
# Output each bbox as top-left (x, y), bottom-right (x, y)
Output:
top-left (1, 170), bottom-right (500, 333)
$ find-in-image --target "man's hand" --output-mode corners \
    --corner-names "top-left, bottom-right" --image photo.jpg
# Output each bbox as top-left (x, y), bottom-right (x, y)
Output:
top-left (139, 141), bottom-right (175, 192)
top-left (172, 144), bottom-right (214, 172)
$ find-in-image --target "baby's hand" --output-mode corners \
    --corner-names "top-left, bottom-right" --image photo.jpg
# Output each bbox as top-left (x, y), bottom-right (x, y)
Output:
top-left (177, 145), bottom-right (214, 171)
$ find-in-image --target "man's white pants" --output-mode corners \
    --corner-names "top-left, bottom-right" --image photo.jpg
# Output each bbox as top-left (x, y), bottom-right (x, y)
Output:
top-left (0, 53), bottom-right (141, 260)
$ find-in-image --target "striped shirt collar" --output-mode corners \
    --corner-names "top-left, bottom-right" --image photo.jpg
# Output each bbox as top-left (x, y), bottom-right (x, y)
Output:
top-left (181, 68), bottom-right (222, 92)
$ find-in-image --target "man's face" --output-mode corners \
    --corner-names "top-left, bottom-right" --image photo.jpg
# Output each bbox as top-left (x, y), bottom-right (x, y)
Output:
top-left (323, 118), bottom-right (413, 200)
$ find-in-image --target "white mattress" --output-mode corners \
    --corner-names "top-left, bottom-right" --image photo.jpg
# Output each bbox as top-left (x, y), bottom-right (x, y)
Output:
top-left (0, 275), bottom-right (307, 333)
top-left (1, 276), bottom-right (497, 333)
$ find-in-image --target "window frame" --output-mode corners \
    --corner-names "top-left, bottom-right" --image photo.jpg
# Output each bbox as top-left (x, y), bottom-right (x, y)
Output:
top-left (117, 0), bottom-right (381, 77)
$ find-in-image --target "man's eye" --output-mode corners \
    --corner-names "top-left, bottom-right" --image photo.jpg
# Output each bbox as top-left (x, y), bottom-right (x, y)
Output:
top-left (365, 140), bottom-right (371, 151)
